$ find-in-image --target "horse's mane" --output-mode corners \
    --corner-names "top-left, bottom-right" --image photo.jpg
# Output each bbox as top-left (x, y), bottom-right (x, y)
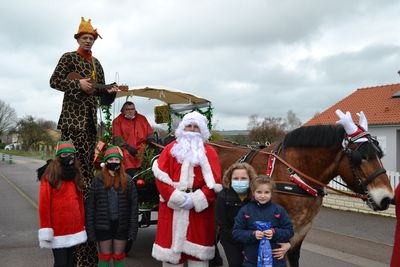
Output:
top-left (283, 125), bottom-right (345, 148)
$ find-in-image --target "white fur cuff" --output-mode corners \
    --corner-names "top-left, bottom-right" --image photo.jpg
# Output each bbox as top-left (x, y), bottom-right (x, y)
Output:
top-left (168, 189), bottom-right (186, 210)
top-left (152, 243), bottom-right (181, 264)
top-left (191, 190), bottom-right (208, 212)
top-left (38, 228), bottom-right (54, 241)
top-left (213, 184), bottom-right (223, 193)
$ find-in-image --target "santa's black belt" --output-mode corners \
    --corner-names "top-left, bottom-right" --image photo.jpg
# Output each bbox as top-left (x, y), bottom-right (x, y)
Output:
top-left (181, 188), bottom-right (200, 193)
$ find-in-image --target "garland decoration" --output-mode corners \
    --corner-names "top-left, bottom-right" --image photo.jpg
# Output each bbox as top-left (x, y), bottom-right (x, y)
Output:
top-left (167, 104), bottom-right (214, 132)
top-left (100, 104), bottom-right (113, 145)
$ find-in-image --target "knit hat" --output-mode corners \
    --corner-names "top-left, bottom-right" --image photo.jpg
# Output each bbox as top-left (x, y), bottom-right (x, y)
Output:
top-left (74, 17), bottom-right (102, 40)
top-left (175, 111), bottom-right (210, 141)
top-left (103, 146), bottom-right (123, 161)
top-left (55, 141), bottom-right (77, 157)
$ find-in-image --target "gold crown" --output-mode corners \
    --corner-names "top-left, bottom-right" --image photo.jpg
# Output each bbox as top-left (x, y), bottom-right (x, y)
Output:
top-left (74, 17), bottom-right (102, 40)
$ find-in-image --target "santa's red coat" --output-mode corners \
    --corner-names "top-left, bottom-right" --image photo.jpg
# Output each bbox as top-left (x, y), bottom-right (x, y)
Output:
top-left (391, 184), bottom-right (400, 267)
top-left (38, 177), bottom-right (87, 249)
top-left (151, 142), bottom-right (222, 264)
top-left (112, 113), bottom-right (153, 169)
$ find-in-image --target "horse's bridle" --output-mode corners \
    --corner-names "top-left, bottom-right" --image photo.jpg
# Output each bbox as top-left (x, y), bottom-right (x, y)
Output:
top-left (340, 130), bottom-right (386, 199)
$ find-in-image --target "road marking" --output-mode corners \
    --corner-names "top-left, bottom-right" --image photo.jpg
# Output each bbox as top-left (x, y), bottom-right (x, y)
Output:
top-left (303, 243), bottom-right (388, 267)
top-left (0, 172), bottom-right (38, 209)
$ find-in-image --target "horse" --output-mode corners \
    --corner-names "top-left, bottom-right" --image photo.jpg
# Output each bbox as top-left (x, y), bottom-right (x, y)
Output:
top-left (210, 124), bottom-right (393, 267)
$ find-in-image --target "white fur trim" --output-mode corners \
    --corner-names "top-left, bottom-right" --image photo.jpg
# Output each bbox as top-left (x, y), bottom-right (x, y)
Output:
top-left (178, 160), bottom-right (194, 190)
top-left (152, 208), bottom-right (191, 264)
top-left (38, 228), bottom-right (54, 241)
top-left (200, 159), bottom-right (221, 192)
top-left (152, 243), bottom-right (181, 264)
top-left (39, 230), bottom-right (87, 249)
top-left (171, 209), bottom-right (190, 253)
top-left (152, 160), bottom-right (178, 187)
top-left (190, 190), bottom-right (208, 212)
top-left (163, 262), bottom-right (184, 267)
top-left (152, 240), bottom-right (214, 263)
top-left (213, 184), bottom-right (223, 193)
top-left (187, 260), bottom-right (209, 267)
top-left (168, 190), bottom-right (186, 210)
top-left (183, 240), bottom-right (215, 260)
top-left (159, 195), bottom-right (165, 203)
top-left (175, 112), bottom-right (210, 141)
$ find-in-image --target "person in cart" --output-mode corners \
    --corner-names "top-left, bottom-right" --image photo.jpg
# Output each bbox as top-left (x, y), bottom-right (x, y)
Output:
top-left (112, 101), bottom-right (155, 177)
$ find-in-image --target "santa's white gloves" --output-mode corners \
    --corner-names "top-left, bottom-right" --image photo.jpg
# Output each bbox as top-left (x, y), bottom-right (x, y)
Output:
top-left (356, 111), bottom-right (368, 131)
top-left (180, 193), bottom-right (194, 210)
top-left (335, 109), bottom-right (358, 135)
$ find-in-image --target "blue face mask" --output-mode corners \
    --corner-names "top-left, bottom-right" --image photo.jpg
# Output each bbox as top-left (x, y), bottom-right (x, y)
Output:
top-left (231, 180), bottom-right (250, 194)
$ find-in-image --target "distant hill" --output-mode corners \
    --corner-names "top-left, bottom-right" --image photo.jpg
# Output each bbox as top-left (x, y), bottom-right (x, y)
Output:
top-left (215, 130), bottom-right (249, 136)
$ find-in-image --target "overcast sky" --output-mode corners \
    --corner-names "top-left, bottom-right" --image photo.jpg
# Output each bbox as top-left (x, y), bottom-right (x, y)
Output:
top-left (2, 0), bottom-right (400, 130)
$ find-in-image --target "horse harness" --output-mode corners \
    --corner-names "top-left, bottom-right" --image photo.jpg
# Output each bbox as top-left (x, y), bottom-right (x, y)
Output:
top-left (266, 127), bottom-right (385, 200)
top-left (265, 144), bottom-right (326, 198)
top-left (235, 144), bottom-right (327, 198)
top-left (234, 127), bottom-right (384, 200)
top-left (339, 128), bottom-right (386, 201)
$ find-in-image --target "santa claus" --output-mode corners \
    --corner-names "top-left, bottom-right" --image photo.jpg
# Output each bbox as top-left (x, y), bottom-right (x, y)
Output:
top-left (151, 111), bottom-right (222, 267)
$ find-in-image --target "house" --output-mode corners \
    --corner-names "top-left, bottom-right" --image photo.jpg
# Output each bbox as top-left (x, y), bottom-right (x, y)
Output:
top-left (304, 83), bottom-right (400, 172)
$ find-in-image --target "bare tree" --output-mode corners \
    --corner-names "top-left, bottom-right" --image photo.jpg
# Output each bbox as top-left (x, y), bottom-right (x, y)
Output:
top-left (0, 99), bottom-right (17, 136)
top-left (247, 114), bottom-right (259, 130)
top-left (286, 110), bottom-right (302, 131)
top-left (37, 119), bottom-right (57, 130)
top-left (248, 116), bottom-right (286, 145)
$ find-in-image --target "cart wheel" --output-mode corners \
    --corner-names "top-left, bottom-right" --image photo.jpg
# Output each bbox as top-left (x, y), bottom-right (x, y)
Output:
top-left (125, 239), bottom-right (133, 254)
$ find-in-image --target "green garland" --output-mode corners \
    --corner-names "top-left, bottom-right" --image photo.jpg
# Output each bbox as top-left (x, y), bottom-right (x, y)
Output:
top-left (100, 104), bottom-right (113, 145)
top-left (168, 105), bottom-right (214, 132)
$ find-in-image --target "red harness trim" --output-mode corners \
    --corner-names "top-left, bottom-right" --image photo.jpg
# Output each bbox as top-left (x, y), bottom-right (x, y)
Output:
top-left (266, 154), bottom-right (276, 176)
top-left (290, 173), bottom-right (318, 197)
top-left (267, 153), bottom-right (318, 197)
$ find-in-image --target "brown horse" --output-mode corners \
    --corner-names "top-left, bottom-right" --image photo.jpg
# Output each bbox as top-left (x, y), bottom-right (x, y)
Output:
top-left (211, 124), bottom-right (393, 267)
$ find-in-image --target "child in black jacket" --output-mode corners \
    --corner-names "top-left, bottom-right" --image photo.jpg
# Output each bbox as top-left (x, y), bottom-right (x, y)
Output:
top-left (232, 175), bottom-right (294, 267)
top-left (85, 146), bottom-right (138, 267)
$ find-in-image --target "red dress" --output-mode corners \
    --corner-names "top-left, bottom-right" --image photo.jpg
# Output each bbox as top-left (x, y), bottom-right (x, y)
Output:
top-left (38, 177), bottom-right (87, 248)
top-left (112, 113), bottom-right (153, 169)
top-left (151, 142), bottom-right (222, 264)
top-left (391, 184), bottom-right (400, 267)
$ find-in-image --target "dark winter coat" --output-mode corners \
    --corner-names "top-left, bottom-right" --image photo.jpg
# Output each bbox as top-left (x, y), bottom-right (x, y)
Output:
top-left (232, 201), bottom-right (294, 267)
top-left (85, 174), bottom-right (138, 242)
top-left (216, 188), bottom-right (250, 244)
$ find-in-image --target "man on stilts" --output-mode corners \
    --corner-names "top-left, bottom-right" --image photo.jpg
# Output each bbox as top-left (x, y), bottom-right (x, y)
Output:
top-left (50, 17), bottom-right (118, 266)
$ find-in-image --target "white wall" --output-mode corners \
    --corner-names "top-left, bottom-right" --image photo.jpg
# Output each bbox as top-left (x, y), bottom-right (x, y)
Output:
top-left (369, 125), bottom-right (400, 172)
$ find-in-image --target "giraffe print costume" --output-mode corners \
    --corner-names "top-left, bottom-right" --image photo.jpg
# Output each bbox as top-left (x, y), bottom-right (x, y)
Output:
top-left (50, 51), bottom-right (115, 266)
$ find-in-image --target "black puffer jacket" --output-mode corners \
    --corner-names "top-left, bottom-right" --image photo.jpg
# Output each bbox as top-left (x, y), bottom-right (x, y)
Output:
top-left (85, 174), bottom-right (138, 242)
top-left (215, 187), bottom-right (250, 243)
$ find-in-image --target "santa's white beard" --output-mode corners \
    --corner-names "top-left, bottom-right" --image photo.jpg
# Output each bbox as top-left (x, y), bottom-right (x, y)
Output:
top-left (171, 131), bottom-right (206, 166)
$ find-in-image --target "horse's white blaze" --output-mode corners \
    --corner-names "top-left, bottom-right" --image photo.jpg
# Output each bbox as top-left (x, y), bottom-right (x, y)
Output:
top-left (368, 187), bottom-right (394, 207)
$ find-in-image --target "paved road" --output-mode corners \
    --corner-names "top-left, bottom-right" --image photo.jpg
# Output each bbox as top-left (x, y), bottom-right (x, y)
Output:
top-left (0, 155), bottom-right (395, 266)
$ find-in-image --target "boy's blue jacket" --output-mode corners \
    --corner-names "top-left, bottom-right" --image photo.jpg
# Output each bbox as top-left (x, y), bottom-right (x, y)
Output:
top-left (232, 200), bottom-right (294, 267)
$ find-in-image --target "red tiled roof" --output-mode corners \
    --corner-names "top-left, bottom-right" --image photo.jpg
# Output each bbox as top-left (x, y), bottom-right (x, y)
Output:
top-left (304, 83), bottom-right (400, 126)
